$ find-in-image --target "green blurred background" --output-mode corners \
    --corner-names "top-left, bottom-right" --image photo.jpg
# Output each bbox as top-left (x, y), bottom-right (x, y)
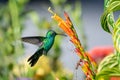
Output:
top-left (0, 0), bottom-right (113, 80)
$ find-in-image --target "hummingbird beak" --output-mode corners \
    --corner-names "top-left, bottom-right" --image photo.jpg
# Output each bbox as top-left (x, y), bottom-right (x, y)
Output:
top-left (56, 33), bottom-right (67, 36)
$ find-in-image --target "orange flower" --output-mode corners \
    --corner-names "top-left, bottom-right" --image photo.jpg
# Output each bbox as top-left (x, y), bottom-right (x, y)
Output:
top-left (48, 7), bottom-right (97, 80)
top-left (64, 11), bottom-right (72, 27)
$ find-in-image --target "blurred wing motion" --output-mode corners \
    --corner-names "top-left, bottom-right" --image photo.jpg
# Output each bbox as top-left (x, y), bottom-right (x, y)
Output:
top-left (22, 36), bottom-right (45, 45)
top-left (22, 36), bottom-right (46, 66)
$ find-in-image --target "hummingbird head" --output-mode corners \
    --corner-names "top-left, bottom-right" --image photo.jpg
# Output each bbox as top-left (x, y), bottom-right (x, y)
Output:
top-left (46, 30), bottom-right (66, 38)
top-left (46, 30), bottom-right (57, 38)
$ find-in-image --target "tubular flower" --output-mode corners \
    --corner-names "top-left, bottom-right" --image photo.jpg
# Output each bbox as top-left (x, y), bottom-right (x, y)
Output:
top-left (48, 7), bottom-right (97, 80)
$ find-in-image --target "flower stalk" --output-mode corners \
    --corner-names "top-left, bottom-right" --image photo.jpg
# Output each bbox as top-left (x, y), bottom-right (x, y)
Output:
top-left (48, 7), bottom-right (97, 80)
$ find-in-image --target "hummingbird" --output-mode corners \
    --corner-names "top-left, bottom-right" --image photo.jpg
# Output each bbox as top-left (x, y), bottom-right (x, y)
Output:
top-left (22, 30), bottom-right (66, 67)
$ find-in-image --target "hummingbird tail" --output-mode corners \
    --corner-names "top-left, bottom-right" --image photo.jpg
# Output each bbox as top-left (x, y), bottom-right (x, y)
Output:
top-left (27, 48), bottom-right (44, 67)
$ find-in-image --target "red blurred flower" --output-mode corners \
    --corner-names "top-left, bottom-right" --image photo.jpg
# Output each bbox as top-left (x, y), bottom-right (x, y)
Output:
top-left (110, 76), bottom-right (120, 80)
top-left (89, 45), bottom-right (114, 64)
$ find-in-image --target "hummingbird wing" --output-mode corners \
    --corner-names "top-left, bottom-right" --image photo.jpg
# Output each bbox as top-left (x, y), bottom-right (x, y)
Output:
top-left (21, 36), bottom-right (45, 46)
top-left (28, 48), bottom-right (45, 67)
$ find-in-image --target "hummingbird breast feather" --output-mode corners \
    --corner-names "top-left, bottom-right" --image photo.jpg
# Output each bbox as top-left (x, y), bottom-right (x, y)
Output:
top-left (43, 38), bottom-right (54, 51)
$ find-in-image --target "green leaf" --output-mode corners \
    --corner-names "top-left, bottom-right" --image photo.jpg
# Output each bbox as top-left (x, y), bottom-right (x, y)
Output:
top-left (113, 18), bottom-right (120, 52)
top-left (96, 54), bottom-right (120, 80)
top-left (100, 0), bottom-right (120, 33)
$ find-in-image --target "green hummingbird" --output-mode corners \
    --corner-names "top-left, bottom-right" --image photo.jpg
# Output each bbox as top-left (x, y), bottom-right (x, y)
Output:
top-left (22, 30), bottom-right (66, 67)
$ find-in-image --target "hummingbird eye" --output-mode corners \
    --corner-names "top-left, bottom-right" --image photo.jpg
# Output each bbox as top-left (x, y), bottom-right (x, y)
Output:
top-left (46, 30), bottom-right (57, 37)
top-left (51, 32), bottom-right (56, 36)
